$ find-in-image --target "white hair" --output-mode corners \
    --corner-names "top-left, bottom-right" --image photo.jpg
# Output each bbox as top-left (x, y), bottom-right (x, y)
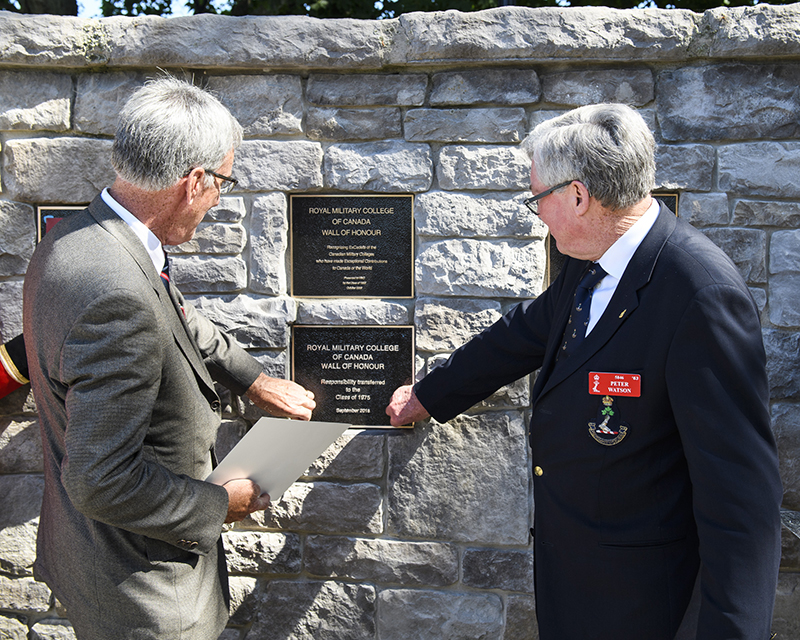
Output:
top-left (111, 76), bottom-right (243, 191)
top-left (521, 104), bottom-right (655, 211)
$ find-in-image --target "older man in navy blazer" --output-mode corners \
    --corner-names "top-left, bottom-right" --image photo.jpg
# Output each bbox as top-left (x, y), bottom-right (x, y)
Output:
top-left (387, 103), bottom-right (781, 640)
top-left (24, 77), bottom-right (316, 640)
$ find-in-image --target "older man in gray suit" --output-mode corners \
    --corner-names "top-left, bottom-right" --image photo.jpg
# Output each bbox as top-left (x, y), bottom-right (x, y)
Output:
top-left (23, 77), bottom-right (316, 640)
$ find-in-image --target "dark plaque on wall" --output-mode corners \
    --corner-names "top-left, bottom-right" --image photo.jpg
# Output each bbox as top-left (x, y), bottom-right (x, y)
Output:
top-left (36, 205), bottom-right (86, 243)
top-left (290, 194), bottom-right (414, 298)
top-left (292, 325), bottom-right (414, 428)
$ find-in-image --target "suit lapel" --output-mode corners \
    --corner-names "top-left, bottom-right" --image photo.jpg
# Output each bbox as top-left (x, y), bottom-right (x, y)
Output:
top-left (537, 203), bottom-right (676, 399)
top-left (86, 197), bottom-right (216, 393)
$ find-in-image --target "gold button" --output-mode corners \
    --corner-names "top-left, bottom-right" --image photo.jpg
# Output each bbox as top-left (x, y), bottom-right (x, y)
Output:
top-left (534, 466), bottom-right (543, 477)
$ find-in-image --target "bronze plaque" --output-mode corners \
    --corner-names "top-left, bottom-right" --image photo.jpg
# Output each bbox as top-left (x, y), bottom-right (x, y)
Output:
top-left (36, 205), bottom-right (86, 243)
top-left (290, 194), bottom-right (414, 298)
top-left (292, 325), bottom-right (414, 428)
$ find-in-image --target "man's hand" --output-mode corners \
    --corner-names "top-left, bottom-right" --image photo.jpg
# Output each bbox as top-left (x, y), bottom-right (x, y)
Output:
top-left (223, 478), bottom-right (270, 523)
top-left (385, 384), bottom-right (430, 427)
top-left (245, 372), bottom-right (315, 421)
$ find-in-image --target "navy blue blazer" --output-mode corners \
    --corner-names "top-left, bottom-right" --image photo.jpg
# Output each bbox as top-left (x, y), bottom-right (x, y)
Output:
top-left (416, 203), bottom-right (782, 640)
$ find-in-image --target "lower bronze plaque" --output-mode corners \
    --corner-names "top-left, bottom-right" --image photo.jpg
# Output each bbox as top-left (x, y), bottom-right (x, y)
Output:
top-left (292, 325), bottom-right (414, 427)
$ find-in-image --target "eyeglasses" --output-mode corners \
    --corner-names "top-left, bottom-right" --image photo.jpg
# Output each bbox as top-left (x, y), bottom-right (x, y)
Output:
top-left (205, 169), bottom-right (238, 195)
top-left (523, 180), bottom-right (573, 215)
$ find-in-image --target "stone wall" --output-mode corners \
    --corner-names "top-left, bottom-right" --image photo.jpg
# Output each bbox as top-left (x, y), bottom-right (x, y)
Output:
top-left (2, 4), bottom-right (800, 638)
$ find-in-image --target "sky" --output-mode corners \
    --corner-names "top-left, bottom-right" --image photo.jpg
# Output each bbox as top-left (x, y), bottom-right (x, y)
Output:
top-left (78, 0), bottom-right (192, 18)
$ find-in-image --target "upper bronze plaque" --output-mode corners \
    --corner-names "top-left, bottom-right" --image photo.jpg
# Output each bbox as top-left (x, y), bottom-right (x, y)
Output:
top-left (290, 194), bottom-right (414, 298)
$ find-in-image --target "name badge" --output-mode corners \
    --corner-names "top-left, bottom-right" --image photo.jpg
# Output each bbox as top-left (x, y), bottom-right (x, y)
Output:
top-left (589, 372), bottom-right (641, 397)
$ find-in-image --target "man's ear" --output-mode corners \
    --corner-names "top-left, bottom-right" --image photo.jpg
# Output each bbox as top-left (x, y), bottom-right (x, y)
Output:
top-left (184, 167), bottom-right (205, 205)
top-left (573, 180), bottom-right (592, 217)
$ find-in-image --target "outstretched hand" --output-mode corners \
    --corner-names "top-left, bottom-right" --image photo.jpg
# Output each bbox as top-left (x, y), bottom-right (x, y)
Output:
top-left (245, 373), bottom-right (316, 421)
top-left (385, 384), bottom-right (430, 427)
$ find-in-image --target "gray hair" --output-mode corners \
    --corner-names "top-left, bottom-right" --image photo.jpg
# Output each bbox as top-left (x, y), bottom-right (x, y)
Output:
top-left (521, 104), bottom-right (655, 211)
top-left (111, 76), bottom-right (243, 191)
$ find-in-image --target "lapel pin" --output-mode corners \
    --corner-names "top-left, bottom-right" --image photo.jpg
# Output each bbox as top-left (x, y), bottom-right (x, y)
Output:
top-left (619, 309), bottom-right (627, 319)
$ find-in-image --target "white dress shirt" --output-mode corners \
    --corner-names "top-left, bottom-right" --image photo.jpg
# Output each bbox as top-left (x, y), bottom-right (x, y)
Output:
top-left (101, 188), bottom-right (166, 274)
top-left (586, 198), bottom-right (661, 335)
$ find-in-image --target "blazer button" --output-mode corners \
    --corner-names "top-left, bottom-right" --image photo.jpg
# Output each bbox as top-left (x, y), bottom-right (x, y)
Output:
top-left (210, 400), bottom-right (221, 411)
top-left (533, 466), bottom-right (544, 477)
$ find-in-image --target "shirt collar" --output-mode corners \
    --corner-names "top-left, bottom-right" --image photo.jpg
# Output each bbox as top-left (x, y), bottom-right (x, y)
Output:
top-left (101, 188), bottom-right (165, 274)
top-left (597, 198), bottom-right (660, 281)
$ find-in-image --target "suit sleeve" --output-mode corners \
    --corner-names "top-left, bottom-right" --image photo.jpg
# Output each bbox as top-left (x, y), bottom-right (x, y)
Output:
top-left (179, 292), bottom-right (262, 396)
top-left (415, 276), bottom-right (564, 422)
top-left (666, 282), bottom-right (781, 639)
top-left (59, 289), bottom-right (229, 555)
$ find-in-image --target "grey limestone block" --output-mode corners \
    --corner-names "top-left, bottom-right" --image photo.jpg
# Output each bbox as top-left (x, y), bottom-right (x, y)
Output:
top-left (733, 200), bottom-right (800, 228)
top-left (248, 580), bottom-right (375, 640)
top-left (701, 228), bottom-right (766, 284)
top-left (206, 197), bottom-right (246, 223)
top-left (0, 280), bottom-right (24, 341)
top-left (376, 588), bottom-right (503, 640)
top-left (306, 107), bottom-right (402, 141)
top-left (249, 193), bottom-right (287, 297)
top-left (772, 403), bottom-right (800, 512)
top-left (223, 531), bottom-right (301, 576)
top-left (770, 229), bottom-right (800, 275)
top-left (214, 418), bottom-right (249, 462)
top-left (188, 294), bottom-right (296, 350)
top-left (206, 74), bottom-right (303, 137)
top-left (170, 255), bottom-right (247, 293)
top-left (387, 412), bottom-right (530, 545)
top-left (404, 107), bottom-right (527, 143)
top-left (304, 535), bottom-right (458, 586)
top-left (703, 4), bottom-right (800, 60)
top-left (437, 144), bottom-right (530, 191)
top-left (29, 620), bottom-right (76, 640)
top-left (236, 140), bottom-right (323, 192)
top-left (718, 142), bottom-right (800, 198)
top-left (541, 68), bottom-right (654, 107)
top-left (250, 481), bottom-right (383, 535)
top-left (0, 575), bottom-right (51, 614)
top-left (462, 547), bottom-right (534, 592)
top-left (415, 191), bottom-right (546, 239)
top-left (301, 431), bottom-right (384, 481)
top-left (296, 300), bottom-right (409, 326)
top-left (0, 419), bottom-right (42, 474)
top-left (505, 594), bottom-right (539, 640)
top-left (655, 144), bottom-right (714, 192)
top-left (772, 571), bottom-right (800, 638)
top-left (0, 475), bottom-right (42, 577)
top-left (168, 222), bottom-right (246, 256)
top-left (416, 238), bottom-right (546, 299)
top-left (414, 297), bottom-right (502, 353)
top-left (324, 141), bottom-right (433, 193)
top-left (395, 6), bottom-right (698, 64)
top-left (679, 193), bottom-right (729, 227)
top-left (227, 575), bottom-right (259, 627)
top-left (307, 73), bottom-right (427, 106)
top-left (430, 69), bottom-right (541, 106)
top-left (768, 273), bottom-right (800, 327)
top-left (2, 138), bottom-right (114, 204)
top-left (0, 201), bottom-right (35, 276)
top-left (74, 72), bottom-right (146, 135)
top-left (657, 64), bottom-right (800, 142)
top-left (0, 71), bottom-right (71, 132)
top-left (763, 329), bottom-right (800, 401)
top-left (0, 614), bottom-right (28, 640)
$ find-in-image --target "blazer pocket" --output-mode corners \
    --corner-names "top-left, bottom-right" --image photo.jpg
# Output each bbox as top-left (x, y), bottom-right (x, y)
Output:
top-left (144, 536), bottom-right (195, 565)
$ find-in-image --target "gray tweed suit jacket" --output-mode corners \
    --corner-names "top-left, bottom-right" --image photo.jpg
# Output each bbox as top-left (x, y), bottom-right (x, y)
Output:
top-left (23, 195), bottom-right (263, 640)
